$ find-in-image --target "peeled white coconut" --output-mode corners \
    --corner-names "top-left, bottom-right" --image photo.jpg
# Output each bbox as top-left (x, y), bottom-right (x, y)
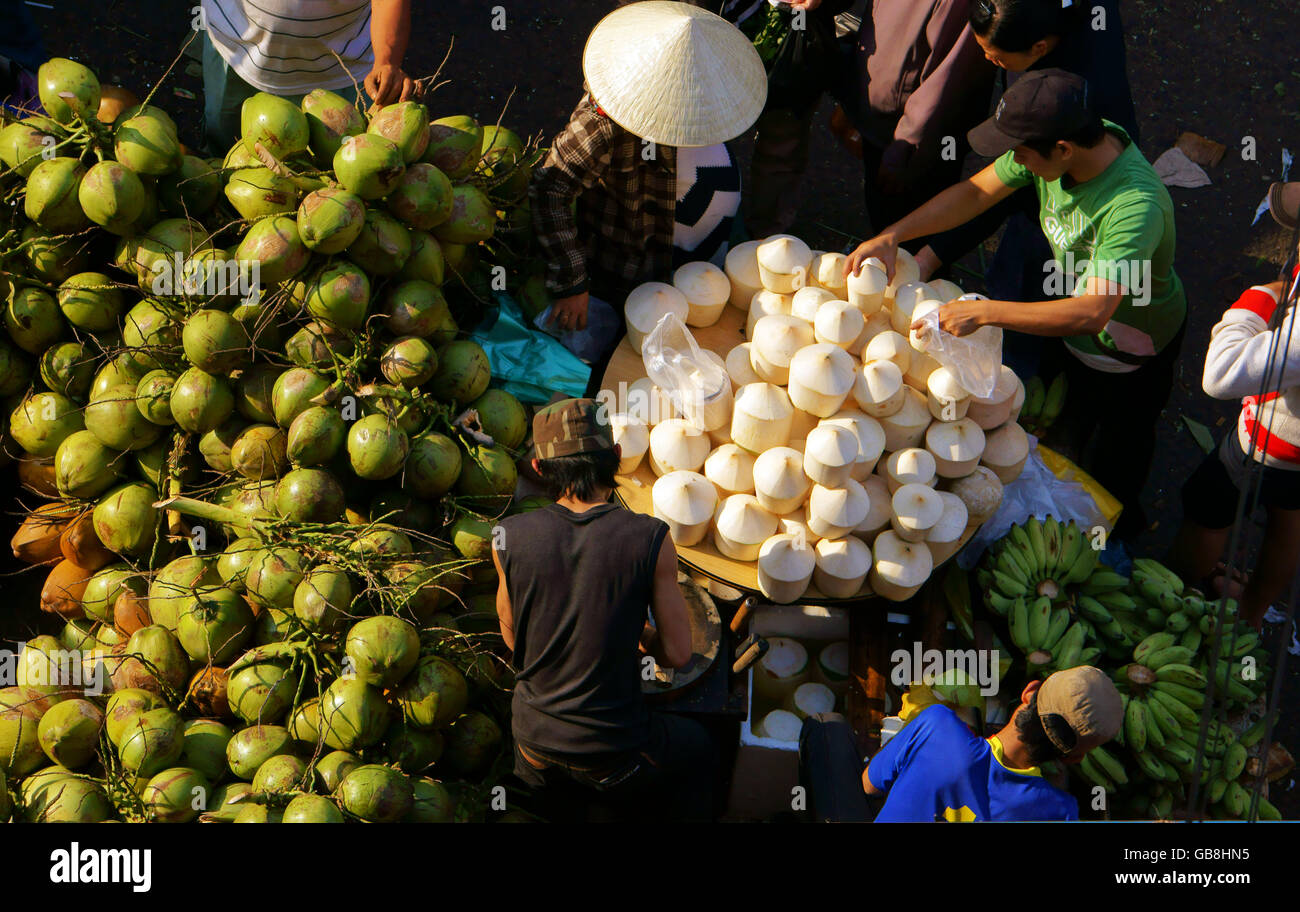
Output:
top-left (725, 343), bottom-right (763, 389)
top-left (609, 413), bottom-right (649, 475)
top-left (949, 465), bottom-right (1004, 525)
top-left (786, 681), bottom-right (837, 719)
top-left (625, 282), bottom-right (689, 351)
top-left (891, 483), bottom-right (945, 543)
top-left (816, 641), bottom-right (850, 695)
top-left (884, 447), bottom-right (936, 493)
top-left (903, 299), bottom-right (944, 391)
top-left (929, 278), bottom-right (964, 302)
top-left (925, 418), bottom-right (986, 479)
top-left (708, 422), bottom-right (733, 448)
top-left (809, 251), bottom-right (849, 296)
top-left (821, 410), bottom-right (886, 480)
top-left (846, 257), bottom-right (888, 315)
top-left (757, 534), bottom-right (817, 604)
top-left (673, 260), bottom-right (730, 328)
top-left (982, 422), bottom-right (1029, 483)
top-left (704, 443), bottom-right (757, 495)
top-left (870, 530), bottom-right (933, 601)
top-left (967, 365), bottom-right (1020, 430)
top-left (890, 282), bottom-right (937, 334)
top-left (814, 300), bottom-right (866, 352)
top-left (756, 708), bottom-right (803, 741)
top-left (651, 471), bottom-right (716, 546)
top-left (1007, 373), bottom-right (1026, 425)
top-left (753, 447), bottom-right (811, 514)
top-left (878, 386), bottom-right (930, 451)
top-left (854, 475), bottom-right (893, 541)
top-left (926, 366), bottom-right (972, 421)
top-left (790, 286), bottom-right (837, 323)
top-left (813, 536), bottom-right (871, 599)
top-left (854, 309), bottom-right (893, 357)
top-left (752, 635), bottom-right (810, 701)
top-left (648, 418), bottom-right (710, 475)
top-left (853, 358), bottom-right (906, 418)
top-left (787, 343), bottom-right (856, 418)
top-left (787, 407), bottom-right (820, 450)
top-left (777, 506), bottom-right (823, 547)
top-left (750, 314), bottom-right (815, 386)
top-left (926, 491), bottom-right (969, 565)
top-left (864, 331), bottom-right (911, 375)
top-left (626, 376), bottom-right (679, 426)
top-left (746, 289), bottom-right (794, 338)
top-left (713, 494), bottom-right (779, 561)
top-left (725, 240), bottom-right (764, 310)
top-left (803, 424), bottom-right (859, 489)
top-left (883, 248), bottom-right (920, 302)
top-left (756, 236), bottom-right (812, 293)
top-left (731, 382), bottom-right (794, 454)
top-left (807, 479), bottom-right (870, 540)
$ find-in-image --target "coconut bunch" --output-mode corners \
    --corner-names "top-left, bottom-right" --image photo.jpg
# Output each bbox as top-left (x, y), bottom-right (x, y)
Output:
top-left (619, 236), bottom-right (1026, 603)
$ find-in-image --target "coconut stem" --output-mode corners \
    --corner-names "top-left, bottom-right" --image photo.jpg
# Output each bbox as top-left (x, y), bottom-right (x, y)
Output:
top-left (153, 495), bottom-right (249, 528)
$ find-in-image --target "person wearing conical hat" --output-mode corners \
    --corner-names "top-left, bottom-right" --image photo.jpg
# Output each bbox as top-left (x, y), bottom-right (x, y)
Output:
top-left (530, 1), bottom-right (767, 361)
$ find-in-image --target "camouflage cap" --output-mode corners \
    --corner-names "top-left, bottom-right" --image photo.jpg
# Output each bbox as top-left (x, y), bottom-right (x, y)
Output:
top-left (533, 397), bottom-right (614, 459)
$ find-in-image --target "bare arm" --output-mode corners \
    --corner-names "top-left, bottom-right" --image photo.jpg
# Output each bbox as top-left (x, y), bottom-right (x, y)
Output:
top-left (645, 536), bottom-right (692, 669)
top-left (925, 279), bottom-right (1125, 338)
top-left (491, 545), bottom-right (515, 652)
top-left (861, 767), bottom-right (881, 795)
top-left (366, 0), bottom-right (414, 105)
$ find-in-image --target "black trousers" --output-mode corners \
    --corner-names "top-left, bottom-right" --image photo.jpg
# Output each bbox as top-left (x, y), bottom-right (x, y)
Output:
top-left (1040, 320), bottom-right (1187, 542)
top-left (860, 139), bottom-right (968, 243)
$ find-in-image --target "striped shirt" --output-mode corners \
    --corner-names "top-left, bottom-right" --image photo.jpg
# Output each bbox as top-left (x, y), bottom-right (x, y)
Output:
top-left (202, 0), bottom-right (373, 96)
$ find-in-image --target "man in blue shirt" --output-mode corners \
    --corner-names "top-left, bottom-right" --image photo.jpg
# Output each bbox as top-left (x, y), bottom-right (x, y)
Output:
top-left (865, 666), bottom-right (1123, 821)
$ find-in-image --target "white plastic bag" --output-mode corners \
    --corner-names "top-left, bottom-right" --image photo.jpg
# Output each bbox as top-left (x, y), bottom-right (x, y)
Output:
top-left (641, 312), bottom-right (732, 432)
top-left (534, 295), bottom-right (622, 364)
top-left (957, 440), bottom-right (1108, 569)
top-left (912, 302), bottom-right (1002, 398)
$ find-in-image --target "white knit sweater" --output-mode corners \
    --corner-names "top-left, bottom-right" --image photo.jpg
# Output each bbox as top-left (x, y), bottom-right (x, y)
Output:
top-left (1202, 281), bottom-right (1300, 470)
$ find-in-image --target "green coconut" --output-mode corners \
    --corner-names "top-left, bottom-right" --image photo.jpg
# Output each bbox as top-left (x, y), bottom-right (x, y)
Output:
top-left (0, 341), bottom-right (32, 399)
top-left (235, 364), bottom-right (280, 424)
top-left (220, 481), bottom-right (277, 539)
top-left (102, 688), bottom-right (163, 747)
top-left (395, 655), bottom-right (468, 731)
top-left (385, 718), bottom-right (444, 773)
top-left (241, 91), bottom-right (310, 158)
top-left (455, 444), bottom-right (518, 508)
top-left (380, 336), bottom-right (439, 388)
top-left (147, 555), bottom-right (219, 632)
top-left (54, 430), bottom-right (122, 499)
top-left (22, 225), bottom-right (92, 284)
top-left (407, 777), bottom-right (455, 822)
top-left (227, 660), bottom-right (294, 725)
top-left (442, 711), bottom-right (503, 776)
top-left (429, 340), bottom-right (491, 403)
top-left (21, 767), bottom-right (114, 822)
top-left (450, 514), bottom-right (494, 561)
top-left (302, 260), bottom-right (371, 330)
top-left (84, 384), bottom-right (163, 451)
top-left (297, 186), bottom-right (366, 253)
top-left (397, 230), bottom-right (447, 285)
top-left (432, 184), bottom-right (498, 245)
top-left (286, 405), bottom-right (345, 465)
top-left (313, 750), bottom-right (360, 793)
top-left (120, 298), bottom-right (182, 373)
top-left (113, 625), bottom-right (189, 695)
top-left (131, 217), bottom-right (211, 289)
top-left (478, 124), bottom-right (530, 202)
top-left (232, 802), bottom-right (283, 823)
top-left (386, 162), bottom-right (453, 229)
top-left (470, 389), bottom-right (528, 449)
top-left (386, 280), bottom-right (454, 340)
top-left (286, 697), bottom-right (320, 745)
top-left (346, 414), bottom-right (409, 480)
top-left (183, 308), bottom-right (249, 373)
top-left (244, 547), bottom-right (304, 611)
top-left (170, 367), bottom-right (235, 434)
top-left (225, 724), bottom-right (295, 780)
top-left (234, 214), bottom-right (311, 287)
top-left (423, 115), bottom-right (483, 179)
top-left (230, 424), bottom-right (289, 480)
top-left (118, 706), bottom-right (186, 778)
top-left (81, 564), bottom-right (143, 624)
top-left (224, 166), bottom-right (299, 221)
top-left (293, 566), bottom-right (352, 633)
top-left (283, 792), bottom-right (344, 823)
top-left (198, 419), bottom-right (247, 473)
top-left (181, 719), bottom-right (234, 783)
top-left (251, 753), bottom-right (308, 793)
top-left (274, 466), bottom-right (346, 522)
top-left (369, 491), bottom-right (437, 532)
top-left (38, 57), bottom-right (101, 122)
top-left (91, 481), bottom-right (159, 558)
top-left (36, 698), bottom-right (103, 769)
top-left (347, 525), bottom-right (413, 558)
top-left (345, 616), bottom-right (420, 688)
top-left (367, 100), bottom-right (430, 163)
top-left (79, 159), bottom-right (146, 234)
top-left (382, 560), bottom-right (449, 621)
top-left (337, 763), bottom-right (413, 822)
top-left (284, 320), bottom-right (355, 368)
top-left (0, 120), bottom-right (58, 179)
top-left (114, 113), bottom-right (182, 175)
top-left (57, 271), bottom-right (122, 332)
top-left (90, 354), bottom-right (149, 403)
top-left (301, 88), bottom-right (366, 167)
top-left (403, 431), bottom-right (463, 498)
top-left (143, 767), bottom-right (210, 822)
top-left (271, 367), bottom-right (330, 427)
top-left (158, 154), bottom-right (221, 216)
top-left (177, 587), bottom-right (254, 665)
top-left (347, 207), bottom-right (412, 275)
top-left (318, 677), bottom-right (390, 751)
top-left (25, 157), bottom-right (89, 232)
top-left (135, 370), bottom-right (177, 425)
top-left (60, 618), bottom-right (98, 652)
top-left (40, 340), bottom-right (95, 401)
top-left (334, 132), bottom-right (405, 199)
top-left (253, 604), bottom-right (292, 646)
top-left (216, 537), bottom-right (263, 593)
top-left (5, 286), bottom-right (64, 355)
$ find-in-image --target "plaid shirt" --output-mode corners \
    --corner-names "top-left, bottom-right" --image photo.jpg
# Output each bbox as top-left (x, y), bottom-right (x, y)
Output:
top-left (530, 95), bottom-right (677, 301)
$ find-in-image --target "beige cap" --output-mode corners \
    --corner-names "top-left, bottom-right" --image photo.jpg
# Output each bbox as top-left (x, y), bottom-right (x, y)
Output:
top-left (1037, 666), bottom-right (1124, 754)
top-left (582, 1), bottom-right (767, 148)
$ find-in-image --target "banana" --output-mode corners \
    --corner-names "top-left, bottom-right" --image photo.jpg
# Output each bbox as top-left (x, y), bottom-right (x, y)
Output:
top-left (1063, 535), bottom-right (1099, 586)
top-left (1078, 646), bottom-right (1103, 665)
top-left (1052, 622), bottom-right (1087, 670)
top-left (1007, 523), bottom-right (1034, 561)
top-left (1238, 712), bottom-right (1275, 749)
top-left (1221, 741), bottom-right (1246, 781)
top-left (1229, 630), bottom-right (1260, 657)
top-left (1040, 373), bottom-right (1067, 426)
top-left (1157, 738), bottom-right (1196, 773)
top-left (1058, 522), bottom-right (1082, 578)
top-left (1154, 663), bottom-right (1207, 689)
top-left (1027, 596), bottom-right (1053, 649)
top-left (1256, 796), bottom-right (1282, 821)
top-left (1150, 681), bottom-right (1206, 713)
top-left (1178, 627), bottom-right (1203, 653)
top-left (1224, 781), bottom-right (1250, 818)
top-left (1089, 745), bottom-right (1128, 786)
top-left (1096, 590), bottom-right (1137, 614)
top-left (1149, 688), bottom-right (1199, 731)
top-left (1143, 607), bottom-right (1168, 629)
top-left (1082, 569), bottom-right (1128, 595)
top-left (1009, 596), bottom-right (1031, 651)
top-left (1076, 753), bottom-right (1116, 793)
top-left (1207, 776), bottom-right (1229, 804)
top-left (995, 549), bottom-right (1030, 588)
top-left (986, 590), bottom-right (1016, 617)
top-left (1133, 557), bottom-right (1184, 595)
top-left (1144, 645), bottom-right (1195, 670)
top-left (1164, 611), bottom-right (1190, 633)
top-left (1023, 375), bottom-right (1046, 424)
top-left (1145, 694), bottom-right (1183, 741)
top-left (1156, 589), bottom-right (1183, 616)
top-left (1144, 704), bottom-right (1167, 749)
top-left (1148, 791), bottom-right (1174, 819)
top-left (1075, 595), bottom-right (1114, 626)
top-left (993, 569), bottom-right (1029, 598)
top-left (1025, 516), bottom-right (1047, 575)
top-left (1181, 594), bottom-right (1205, 619)
top-left (1124, 697), bottom-right (1149, 752)
top-left (1042, 606), bottom-right (1072, 651)
top-left (1134, 632), bottom-right (1176, 665)
top-left (1133, 749), bottom-right (1175, 783)
top-left (1043, 517), bottom-right (1063, 577)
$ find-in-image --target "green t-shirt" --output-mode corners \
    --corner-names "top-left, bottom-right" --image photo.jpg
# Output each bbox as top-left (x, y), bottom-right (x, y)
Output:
top-left (993, 122), bottom-right (1186, 373)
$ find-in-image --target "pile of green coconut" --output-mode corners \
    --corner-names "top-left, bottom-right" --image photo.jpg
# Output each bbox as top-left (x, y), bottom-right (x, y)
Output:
top-left (0, 55), bottom-right (547, 823)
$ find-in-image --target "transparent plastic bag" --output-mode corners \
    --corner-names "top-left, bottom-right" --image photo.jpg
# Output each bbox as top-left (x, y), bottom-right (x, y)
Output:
top-left (957, 440), bottom-right (1108, 569)
top-left (533, 295), bottom-right (622, 364)
top-left (912, 305), bottom-right (1002, 398)
top-left (641, 312), bottom-right (732, 431)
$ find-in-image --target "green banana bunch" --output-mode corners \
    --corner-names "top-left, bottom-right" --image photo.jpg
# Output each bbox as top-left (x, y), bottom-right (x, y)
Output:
top-left (1039, 373), bottom-right (1068, 428)
top-left (1022, 375), bottom-right (1046, 426)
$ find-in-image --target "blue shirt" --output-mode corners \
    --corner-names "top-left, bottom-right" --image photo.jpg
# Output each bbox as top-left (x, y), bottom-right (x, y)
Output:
top-left (867, 705), bottom-right (1078, 822)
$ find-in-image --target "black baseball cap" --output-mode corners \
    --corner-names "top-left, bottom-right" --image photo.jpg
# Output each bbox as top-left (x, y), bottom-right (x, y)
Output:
top-left (968, 69), bottom-right (1095, 158)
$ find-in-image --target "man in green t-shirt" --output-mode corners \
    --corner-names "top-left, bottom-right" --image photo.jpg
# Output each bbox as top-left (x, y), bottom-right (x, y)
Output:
top-left (845, 69), bottom-right (1187, 539)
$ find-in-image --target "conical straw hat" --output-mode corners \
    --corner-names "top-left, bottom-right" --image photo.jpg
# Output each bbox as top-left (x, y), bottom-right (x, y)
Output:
top-left (583, 1), bottom-right (768, 148)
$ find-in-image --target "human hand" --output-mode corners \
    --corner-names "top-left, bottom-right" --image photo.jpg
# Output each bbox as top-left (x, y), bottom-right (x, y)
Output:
top-left (364, 63), bottom-right (415, 106)
top-left (787, 0), bottom-right (823, 9)
top-left (916, 299), bottom-right (989, 337)
top-left (844, 232), bottom-right (900, 282)
top-left (550, 292), bottom-right (589, 332)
